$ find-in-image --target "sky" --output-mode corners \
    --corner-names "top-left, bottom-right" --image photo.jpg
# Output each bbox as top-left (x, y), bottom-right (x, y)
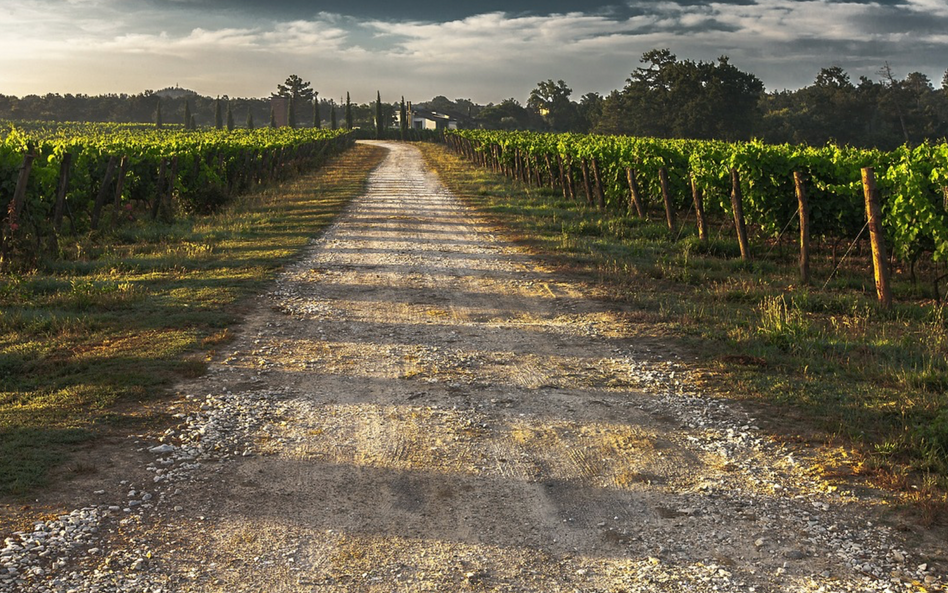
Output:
top-left (0, 0), bottom-right (946, 105)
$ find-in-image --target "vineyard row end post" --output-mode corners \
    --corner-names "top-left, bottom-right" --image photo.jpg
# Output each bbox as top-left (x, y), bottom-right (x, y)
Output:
top-left (794, 171), bottom-right (810, 285)
top-left (730, 168), bottom-right (750, 261)
top-left (689, 173), bottom-right (708, 242)
top-left (861, 167), bottom-right (892, 309)
top-left (659, 167), bottom-right (676, 234)
top-left (1, 153), bottom-right (35, 259)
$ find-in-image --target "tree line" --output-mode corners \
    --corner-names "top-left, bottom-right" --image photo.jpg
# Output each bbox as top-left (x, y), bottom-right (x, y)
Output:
top-left (2, 54), bottom-right (947, 149)
top-left (0, 77), bottom-right (394, 133)
top-left (507, 50), bottom-right (948, 149)
top-left (433, 51), bottom-right (948, 150)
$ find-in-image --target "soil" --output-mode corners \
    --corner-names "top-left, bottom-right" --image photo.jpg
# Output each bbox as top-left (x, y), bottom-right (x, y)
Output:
top-left (3, 141), bottom-right (946, 592)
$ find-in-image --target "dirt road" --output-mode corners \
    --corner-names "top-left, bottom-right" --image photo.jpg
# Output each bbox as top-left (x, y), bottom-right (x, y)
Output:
top-left (5, 141), bottom-right (944, 592)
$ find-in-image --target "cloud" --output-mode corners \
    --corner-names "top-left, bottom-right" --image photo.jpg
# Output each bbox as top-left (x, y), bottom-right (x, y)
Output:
top-left (0, 0), bottom-right (945, 101)
top-left (261, 19), bottom-right (353, 54)
top-left (99, 28), bottom-right (261, 55)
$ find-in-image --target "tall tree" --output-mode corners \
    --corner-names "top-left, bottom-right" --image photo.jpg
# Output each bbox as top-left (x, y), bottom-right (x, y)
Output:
top-left (879, 62), bottom-right (910, 143)
top-left (274, 74), bottom-right (315, 103)
top-left (528, 80), bottom-right (579, 132)
top-left (246, 110), bottom-right (255, 130)
top-left (183, 100), bottom-right (192, 130)
top-left (313, 92), bottom-right (320, 128)
top-left (577, 92), bottom-right (602, 133)
top-left (288, 97), bottom-right (296, 128)
top-left (330, 99), bottom-right (337, 130)
top-left (269, 104), bottom-right (277, 128)
top-left (598, 49), bottom-right (763, 140)
top-left (155, 99), bottom-right (163, 129)
top-left (375, 91), bottom-right (383, 139)
top-left (477, 98), bottom-right (533, 130)
top-left (400, 96), bottom-right (407, 140)
top-left (214, 97), bottom-right (223, 130)
top-left (345, 92), bottom-right (353, 130)
top-left (226, 103), bottom-right (235, 131)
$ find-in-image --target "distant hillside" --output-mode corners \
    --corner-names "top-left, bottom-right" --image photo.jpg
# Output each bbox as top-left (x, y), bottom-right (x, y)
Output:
top-left (154, 86), bottom-right (198, 99)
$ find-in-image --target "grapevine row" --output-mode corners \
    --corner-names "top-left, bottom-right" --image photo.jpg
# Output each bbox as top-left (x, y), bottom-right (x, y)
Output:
top-left (0, 124), bottom-right (353, 262)
top-left (446, 131), bottom-right (948, 268)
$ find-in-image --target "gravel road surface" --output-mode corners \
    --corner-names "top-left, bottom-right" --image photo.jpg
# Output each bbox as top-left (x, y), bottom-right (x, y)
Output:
top-left (3, 141), bottom-right (945, 592)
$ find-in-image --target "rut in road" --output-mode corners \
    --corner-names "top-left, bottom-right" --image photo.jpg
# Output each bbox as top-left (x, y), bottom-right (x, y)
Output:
top-left (74, 141), bottom-right (940, 593)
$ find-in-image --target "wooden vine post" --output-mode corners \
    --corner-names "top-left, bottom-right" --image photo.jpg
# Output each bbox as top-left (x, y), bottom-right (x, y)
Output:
top-left (590, 158), bottom-right (606, 209)
top-left (9, 153), bottom-right (34, 225)
top-left (730, 168), bottom-right (750, 260)
top-left (152, 159), bottom-right (168, 220)
top-left (861, 167), bottom-right (892, 308)
top-left (2, 153), bottom-right (35, 258)
top-left (794, 171), bottom-right (810, 285)
top-left (544, 154), bottom-right (555, 190)
top-left (580, 158), bottom-right (594, 205)
top-left (557, 155), bottom-right (568, 200)
top-left (111, 156), bottom-right (129, 227)
top-left (90, 156), bottom-right (119, 230)
top-left (46, 152), bottom-right (73, 254)
top-left (659, 167), bottom-right (676, 233)
top-left (689, 174), bottom-right (708, 242)
top-left (51, 153), bottom-right (73, 233)
top-left (626, 168), bottom-right (645, 217)
top-left (565, 157), bottom-right (576, 201)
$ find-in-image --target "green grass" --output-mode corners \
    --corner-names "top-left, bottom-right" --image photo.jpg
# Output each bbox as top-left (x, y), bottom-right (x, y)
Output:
top-left (0, 143), bottom-right (386, 496)
top-left (419, 143), bottom-right (948, 499)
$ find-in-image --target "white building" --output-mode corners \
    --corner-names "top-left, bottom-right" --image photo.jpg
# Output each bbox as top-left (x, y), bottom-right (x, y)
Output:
top-left (401, 107), bottom-right (459, 131)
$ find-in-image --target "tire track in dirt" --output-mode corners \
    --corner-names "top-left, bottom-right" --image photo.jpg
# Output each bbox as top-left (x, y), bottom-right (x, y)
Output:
top-left (22, 141), bottom-right (943, 593)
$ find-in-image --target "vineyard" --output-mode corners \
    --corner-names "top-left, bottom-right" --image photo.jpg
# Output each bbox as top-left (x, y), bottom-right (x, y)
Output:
top-left (446, 130), bottom-right (948, 303)
top-left (0, 123), bottom-right (352, 265)
top-left (429, 133), bottom-right (948, 479)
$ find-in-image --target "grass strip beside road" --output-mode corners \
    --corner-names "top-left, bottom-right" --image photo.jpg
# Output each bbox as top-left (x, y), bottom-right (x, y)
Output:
top-left (419, 143), bottom-right (948, 512)
top-left (0, 143), bottom-right (387, 497)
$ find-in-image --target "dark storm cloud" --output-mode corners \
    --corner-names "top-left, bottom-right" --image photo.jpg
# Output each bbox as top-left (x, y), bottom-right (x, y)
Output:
top-left (853, 6), bottom-right (948, 36)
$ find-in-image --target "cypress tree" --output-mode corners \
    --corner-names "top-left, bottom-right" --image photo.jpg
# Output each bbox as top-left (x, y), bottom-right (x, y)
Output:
top-left (313, 92), bottom-right (320, 128)
top-left (226, 103), bottom-right (235, 131)
top-left (190, 114), bottom-right (197, 129)
top-left (184, 100), bottom-right (192, 130)
top-left (246, 110), bottom-right (255, 130)
top-left (330, 100), bottom-right (337, 130)
top-left (214, 97), bottom-right (223, 129)
top-left (375, 91), bottom-right (383, 139)
top-left (288, 97), bottom-right (296, 128)
top-left (345, 92), bottom-right (353, 130)
top-left (400, 96), bottom-right (407, 140)
top-left (155, 99), bottom-right (163, 129)
top-left (269, 105), bottom-right (277, 128)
